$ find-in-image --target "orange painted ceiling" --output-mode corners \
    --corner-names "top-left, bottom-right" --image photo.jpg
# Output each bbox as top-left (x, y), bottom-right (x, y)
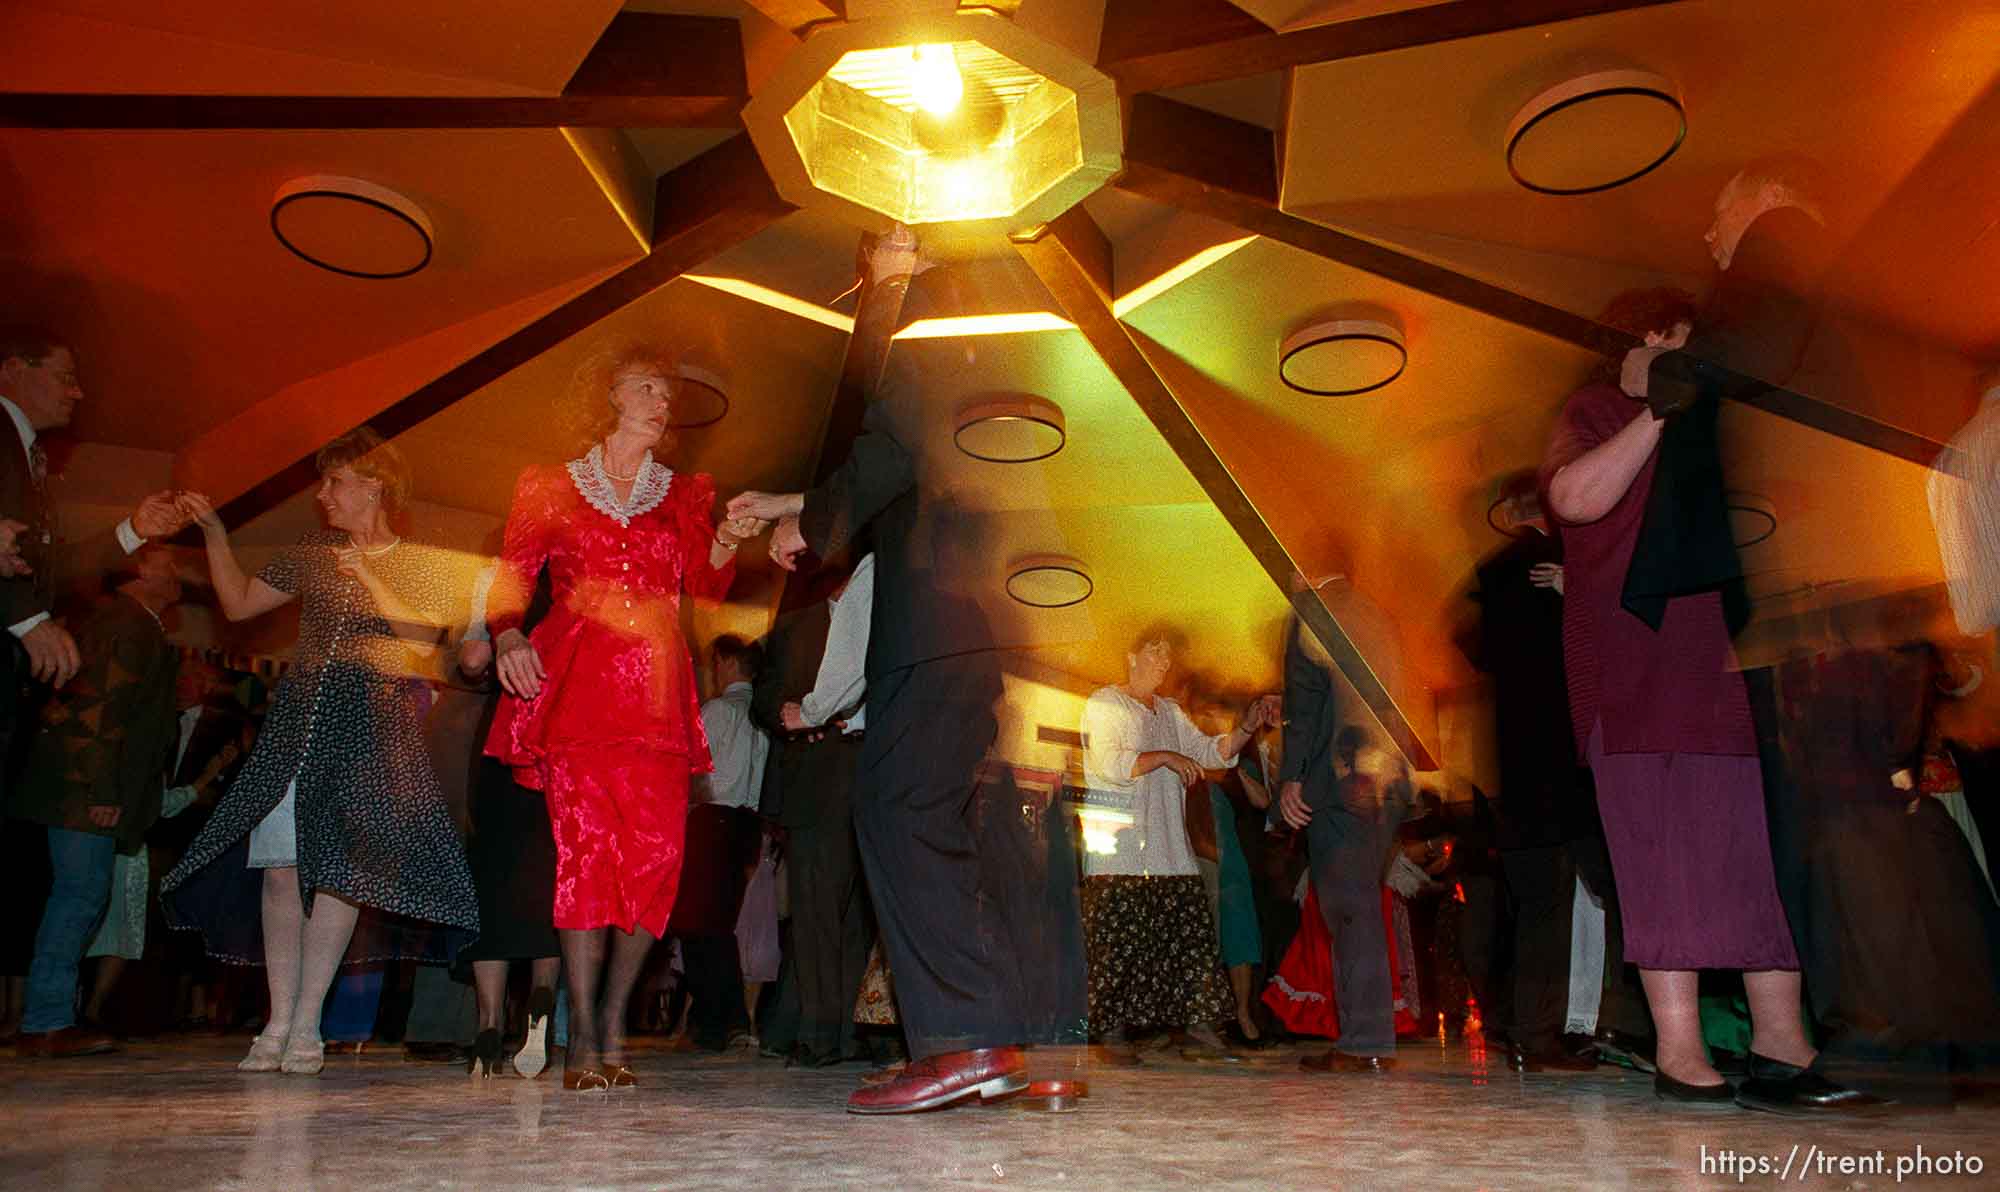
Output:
top-left (3, 0), bottom-right (1995, 780)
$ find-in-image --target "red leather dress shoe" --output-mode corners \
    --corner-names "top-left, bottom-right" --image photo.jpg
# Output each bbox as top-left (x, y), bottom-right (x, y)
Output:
top-left (846, 1047), bottom-right (1028, 1115)
top-left (16, 1026), bottom-right (120, 1059)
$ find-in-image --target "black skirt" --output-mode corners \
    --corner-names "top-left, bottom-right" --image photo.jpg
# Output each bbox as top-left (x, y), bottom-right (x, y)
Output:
top-left (456, 759), bottom-right (559, 964)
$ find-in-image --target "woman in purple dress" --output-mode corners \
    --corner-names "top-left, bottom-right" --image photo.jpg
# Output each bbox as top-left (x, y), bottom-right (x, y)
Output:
top-left (1540, 276), bottom-right (1858, 1112)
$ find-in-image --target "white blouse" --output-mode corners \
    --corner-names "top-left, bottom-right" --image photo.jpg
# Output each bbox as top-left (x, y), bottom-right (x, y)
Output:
top-left (1080, 686), bottom-right (1235, 878)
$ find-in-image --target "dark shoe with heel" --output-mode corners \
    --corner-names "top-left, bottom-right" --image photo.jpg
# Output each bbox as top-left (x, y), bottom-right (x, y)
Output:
top-left (469, 1029), bottom-right (501, 1079)
top-left (1734, 1053), bottom-right (1888, 1116)
top-left (1654, 1069), bottom-right (1736, 1105)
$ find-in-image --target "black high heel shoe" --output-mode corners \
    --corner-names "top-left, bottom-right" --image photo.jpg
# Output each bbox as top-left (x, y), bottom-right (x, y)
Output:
top-left (469, 1028), bottom-right (502, 1079)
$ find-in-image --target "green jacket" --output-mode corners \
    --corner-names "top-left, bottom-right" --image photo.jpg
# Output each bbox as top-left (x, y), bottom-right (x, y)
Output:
top-left (9, 593), bottom-right (179, 850)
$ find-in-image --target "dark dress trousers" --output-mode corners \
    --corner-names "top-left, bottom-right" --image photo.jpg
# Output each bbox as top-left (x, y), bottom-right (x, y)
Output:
top-left (752, 599), bottom-right (869, 1061)
top-left (1280, 616), bottom-right (1407, 1058)
top-left (798, 327), bottom-right (1022, 1060)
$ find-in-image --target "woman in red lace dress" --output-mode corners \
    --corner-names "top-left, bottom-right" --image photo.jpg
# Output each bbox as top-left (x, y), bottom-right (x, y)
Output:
top-left (485, 349), bottom-right (762, 1090)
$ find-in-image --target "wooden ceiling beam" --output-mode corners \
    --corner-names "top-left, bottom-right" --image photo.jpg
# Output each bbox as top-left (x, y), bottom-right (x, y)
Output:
top-left (1100, 0), bottom-right (1688, 93)
top-left (1118, 95), bottom-right (1949, 467)
top-left (1014, 207), bottom-right (1439, 770)
top-left (0, 13), bottom-right (745, 129)
top-left (211, 134), bottom-right (794, 527)
top-left (741, 0), bottom-right (845, 36)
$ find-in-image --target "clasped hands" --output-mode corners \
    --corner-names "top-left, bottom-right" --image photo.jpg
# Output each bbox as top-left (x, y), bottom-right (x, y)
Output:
top-left (724, 491), bottom-right (808, 571)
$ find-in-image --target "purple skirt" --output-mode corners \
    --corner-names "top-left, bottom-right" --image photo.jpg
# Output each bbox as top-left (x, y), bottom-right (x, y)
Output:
top-left (1586, 722), bottom-right (1800, 971)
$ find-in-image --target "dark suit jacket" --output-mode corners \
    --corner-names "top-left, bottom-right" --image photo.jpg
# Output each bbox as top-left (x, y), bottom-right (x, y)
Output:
top-left (146, 700), bottom-right (253, 857)
top-left (0, 414), bottom-right (131, 631)
top-left (8, 594), bottom-right (179, 849)
top-left (1629, 208), bottom-right (1831, 630)
top-left (798, 270), bottom-right (1002, 682)
top-left (752, 599), bottom-right (857, 828)
top-left (1280, 616), bottom-right (1339, 814)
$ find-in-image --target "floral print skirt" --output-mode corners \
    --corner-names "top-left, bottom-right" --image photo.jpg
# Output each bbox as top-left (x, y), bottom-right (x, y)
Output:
top-left (1081, 874), bottom-right (1233, 1033)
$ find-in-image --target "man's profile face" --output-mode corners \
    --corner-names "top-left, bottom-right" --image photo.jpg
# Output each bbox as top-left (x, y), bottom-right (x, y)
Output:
top-left (1, 345), bottom-right (82, 430)
top-left (1704, 178), bottom-right (1782, 271)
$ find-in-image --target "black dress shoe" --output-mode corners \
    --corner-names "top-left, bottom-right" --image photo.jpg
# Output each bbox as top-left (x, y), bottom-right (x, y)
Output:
top-left (402, 1041), bottom-right (463, 1064)
top-left (1300, 1049), bottom-right (1395, 1074)
top-left (1734, 1054), bottom-right (1889, 1116)
top-left (1509, 1043), bottom-right (1599, 1073)
top-left (1654, 1070), bottom-right (1737, 1104)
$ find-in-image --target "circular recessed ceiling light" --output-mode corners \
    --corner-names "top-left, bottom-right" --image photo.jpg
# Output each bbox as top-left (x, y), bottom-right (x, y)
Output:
top-left (1279, 318), bottom-right (1406, 396)
top-left (669, 364), bottom-right (730, 429)
top-left (1006, 555), bottom-right (1092, 608)
top-left (1506, 69), bottom-right (1685, 196)
top-left (955, 396), bottom-right (1066, 462)
top-left (1727, 490), bottom-right (1778, 549)
top-left (271, 175), bottom-right (434, 279)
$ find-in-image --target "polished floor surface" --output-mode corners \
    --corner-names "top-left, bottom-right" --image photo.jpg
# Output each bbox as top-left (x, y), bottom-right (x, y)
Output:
top-left (2, 1034), bottom-right (1995, 1190)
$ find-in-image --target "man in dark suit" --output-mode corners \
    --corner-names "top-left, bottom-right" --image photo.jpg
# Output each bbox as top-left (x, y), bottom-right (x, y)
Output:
top-left (1276, 578), bottom-right (1418, 1074)
top-left (729, 232), bottom-right (1029, 1114)
top-left (0, 328), bottom-right (187, 768)
top-left (752, 555), bottom-right (874, 1068)
top-left (10, 546), bottom-right (182, 1057)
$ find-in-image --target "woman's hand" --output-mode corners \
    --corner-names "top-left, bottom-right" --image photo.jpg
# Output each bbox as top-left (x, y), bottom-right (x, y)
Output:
top-left (1160, 752), bottom-right (1205, 787)
top-left (495, 629), bottom-right (546, 700)
top-left (716, 514), bottom-right (766, 546)
top-left (177, 492), bottom-right (225, 536)
top-left (459, 638), bottom-right (493, 677)
top-left (1528, 562), bottom-right (1565, 595)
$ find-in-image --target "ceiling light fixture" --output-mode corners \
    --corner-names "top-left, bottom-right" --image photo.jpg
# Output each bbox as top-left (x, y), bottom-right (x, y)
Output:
top-left (1727, 490), bottom-right (1778, 549)
top-left (668, 364), bottom-right (729, 430)
top-left (1006, 555), bottom-right (1093, 608)
top-left (741, 10), bottom-right (1119, 230)
top-left (1506, 69), bottom-right (1686, 196)
top-left (271, 175), bottom-right (433, 279)
top-left (1279, 317), bottom-right (1407, 396)
top-left (954, 396), bottom-right (1066, 463)
top-left (910, 44), bottom-right (964, 115)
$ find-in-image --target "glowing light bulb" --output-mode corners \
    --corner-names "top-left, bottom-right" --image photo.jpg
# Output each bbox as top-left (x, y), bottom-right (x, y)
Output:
top-left (910, 44), bottom-right (963, 116)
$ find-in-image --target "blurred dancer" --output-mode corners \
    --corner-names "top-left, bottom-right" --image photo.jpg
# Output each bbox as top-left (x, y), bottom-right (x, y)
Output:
top-left (164, 429), bottom-right (478, 1077)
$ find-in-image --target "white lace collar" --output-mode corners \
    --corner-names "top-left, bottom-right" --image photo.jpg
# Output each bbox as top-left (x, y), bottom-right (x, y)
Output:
top-left (566, 445), bottom-right (674, 527)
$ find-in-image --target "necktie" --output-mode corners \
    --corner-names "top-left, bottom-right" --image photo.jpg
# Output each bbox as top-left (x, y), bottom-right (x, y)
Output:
top-left (28, 442), bottom-right (47, 492)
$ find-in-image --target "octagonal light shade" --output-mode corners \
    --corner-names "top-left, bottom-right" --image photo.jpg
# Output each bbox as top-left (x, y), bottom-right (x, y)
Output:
top-left (742, 10), bottom-right (1121, 231)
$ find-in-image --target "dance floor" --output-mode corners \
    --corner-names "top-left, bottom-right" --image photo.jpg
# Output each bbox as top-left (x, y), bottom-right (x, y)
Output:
top-left (2, 1035), bottom-right (1995, 1189)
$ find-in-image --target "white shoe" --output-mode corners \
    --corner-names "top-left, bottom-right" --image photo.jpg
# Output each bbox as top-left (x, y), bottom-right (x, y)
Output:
top-left (281, 1038), bottom-right (325, 1076)
top-left (515, 1015), bottom-right (549, 1080)
top-left (239, 1033), bottom-right (285, 1073)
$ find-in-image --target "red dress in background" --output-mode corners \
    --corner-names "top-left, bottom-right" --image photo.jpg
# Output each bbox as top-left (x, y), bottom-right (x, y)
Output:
top-left (484, 448), bottom-right (735, 936)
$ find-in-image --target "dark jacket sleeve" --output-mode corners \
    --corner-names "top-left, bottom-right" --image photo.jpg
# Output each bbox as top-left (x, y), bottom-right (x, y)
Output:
top-left (798, 401), bottom-right (916, 560)
top-left (1279, 619), bottom-right (1333, 789)
top-left (749, 619), bottom-right (791, 738)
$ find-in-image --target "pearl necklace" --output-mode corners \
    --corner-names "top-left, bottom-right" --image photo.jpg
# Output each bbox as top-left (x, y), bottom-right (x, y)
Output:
top-left (356, 536), bottom-right (402, 558)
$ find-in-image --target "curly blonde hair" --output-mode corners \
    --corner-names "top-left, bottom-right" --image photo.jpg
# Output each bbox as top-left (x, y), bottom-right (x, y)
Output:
top-left (559, 343), bottom-right (681, 454)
